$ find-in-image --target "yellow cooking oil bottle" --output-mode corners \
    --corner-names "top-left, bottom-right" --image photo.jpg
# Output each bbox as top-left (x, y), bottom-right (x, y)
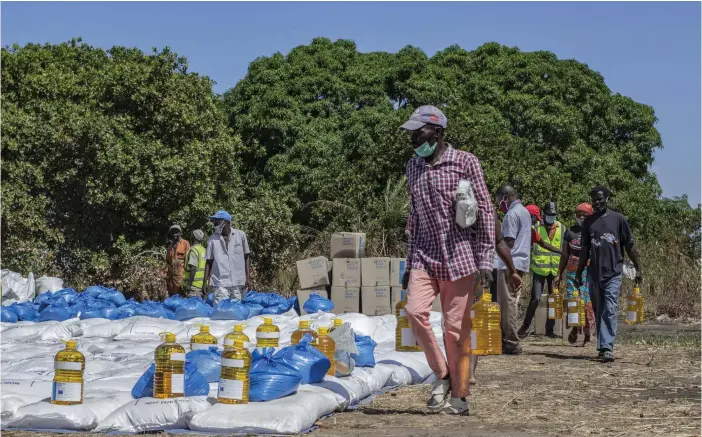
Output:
top-left (190, 324), bottom-right (218, 351)
top-left (218, 338), bottom-right (251, 404)
top-left (471, 289), bottom-right (502, 355)
top-left (255, 317), bottom-right (280, 353)
top-left (224, 324), bottom-right (250, 350)
top-left (626, 287), bottom-right (645, 325)
top-left (395, 290), bottom-right (422, 352)
top-left (548, 287), bottom-right (563, 320)
top-left (567, 291), bottom-right (581, 328)
top-left (329, 318), bottom-right (343, 333)
top-left (291, 320), bottom-right (318, 346)
top-left (153, 332), bottom-right (186, 398)
top-left (51, 340), bottom-right (85, 405)
top-left (316, 327), bottom-right (336, 376)
top-left (578, 295), bottom-right (586, 327)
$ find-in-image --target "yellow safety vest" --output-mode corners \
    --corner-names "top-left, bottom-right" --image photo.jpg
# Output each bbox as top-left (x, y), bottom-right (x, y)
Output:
top-left (531, 222), bottom-right (564, 276)
top-left (183, 244), bottom-right (206, 288)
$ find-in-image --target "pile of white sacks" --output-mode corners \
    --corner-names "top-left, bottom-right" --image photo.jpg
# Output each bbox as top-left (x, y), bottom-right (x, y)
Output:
top-left (1, 310), bottom-right (444, 434)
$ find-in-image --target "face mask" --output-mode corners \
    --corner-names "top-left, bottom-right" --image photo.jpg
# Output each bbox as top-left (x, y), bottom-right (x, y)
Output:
top-left (575, 218), bottom-right (584, 227)
top-left (544, 216), bottom-right (555, 225)
top-left (499, 198), bottom-right (509, 213)
top-left (414, 141), bottom-right (437, 158)
top-left (214, 222), bottom-right (226, 235)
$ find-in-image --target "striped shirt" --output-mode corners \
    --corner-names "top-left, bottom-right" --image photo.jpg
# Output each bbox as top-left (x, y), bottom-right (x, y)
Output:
top-left (405, 146), bottom-right (496, 281)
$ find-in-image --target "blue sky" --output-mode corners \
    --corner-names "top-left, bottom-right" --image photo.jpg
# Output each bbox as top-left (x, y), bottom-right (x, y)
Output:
top-left (3, 2), bottom-right (700, 204)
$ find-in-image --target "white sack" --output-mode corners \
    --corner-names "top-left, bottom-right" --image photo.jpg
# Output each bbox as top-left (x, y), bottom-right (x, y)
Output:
top-left (40, 318), bottom-right (84, 342)
top-left (1, 270), bottom-right (35, 305)
top-left (34, 276), bottom-right (64, 296)
top-left (114, 317), bottom-right (184, 341)
top-left (96, 396), bottom-right (213, 433)
top-left (314, 365), bottom-right (393, 410)
top-left (188, 386), bottom-right (339, 435)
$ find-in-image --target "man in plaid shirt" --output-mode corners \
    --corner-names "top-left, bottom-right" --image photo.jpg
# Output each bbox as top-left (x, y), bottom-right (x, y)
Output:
top-left (400, 105), bottom-right (496, 415)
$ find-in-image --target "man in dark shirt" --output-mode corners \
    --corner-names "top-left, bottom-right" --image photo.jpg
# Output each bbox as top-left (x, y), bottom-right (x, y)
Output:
top-left (576, 186), bottom-right (642, 362)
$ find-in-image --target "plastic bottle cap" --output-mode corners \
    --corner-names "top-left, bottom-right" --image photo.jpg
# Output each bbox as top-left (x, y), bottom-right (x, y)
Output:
top-left (482, 292), bottom-right (492, 301)
top-left (160, 332), bottom-right (176, 342)
top-left (634, 287), bottom-right (640, 293)
top-left (263, 317), bottom-right (273, 325)
top-left (63, 340), bottom-right (77, 348)
top-left (199, 325), bottom-right (210, 333)
top-left (234, 324), bottom-right (244, 333)
top-left (318, 327), bottom-right (329, 335)
top-left (333, 319), bottom-right (342, 327)
top-left (299, 320), bottom-right (310, 328)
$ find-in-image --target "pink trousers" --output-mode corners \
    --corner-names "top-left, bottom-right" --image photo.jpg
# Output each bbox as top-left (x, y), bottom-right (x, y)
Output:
top-left (405, 270), bottom-right (475, 398)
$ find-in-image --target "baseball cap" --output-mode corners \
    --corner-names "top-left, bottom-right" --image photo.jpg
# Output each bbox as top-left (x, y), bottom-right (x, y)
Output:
top-left (525, 204), bottom-right (542, 222)
top-left (399, 105), bottom-right (447, 131)
top-left (208, 210), bottom-right (232, 222)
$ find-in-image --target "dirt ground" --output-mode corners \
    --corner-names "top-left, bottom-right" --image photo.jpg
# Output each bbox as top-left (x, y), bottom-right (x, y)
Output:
top-left (2, 323), bottom-right (700, 437)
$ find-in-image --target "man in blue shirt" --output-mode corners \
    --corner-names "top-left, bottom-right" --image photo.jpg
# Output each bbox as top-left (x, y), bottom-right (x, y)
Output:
top-left (494, 185), bottom-right (532, 355)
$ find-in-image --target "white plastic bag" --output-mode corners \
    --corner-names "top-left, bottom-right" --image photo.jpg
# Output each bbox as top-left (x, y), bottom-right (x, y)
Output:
top-left (34, 276), bottom-right (64, 296)
top-left (1, 270), bottom-right (35, 305)
top-left (455, 179), bottom-right (478, 228)
top-left (328, 322), bottom-right (359, 355)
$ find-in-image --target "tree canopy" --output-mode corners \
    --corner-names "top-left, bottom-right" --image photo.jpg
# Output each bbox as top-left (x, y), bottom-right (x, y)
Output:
top-left (2, 37), bottom-right (698, 293)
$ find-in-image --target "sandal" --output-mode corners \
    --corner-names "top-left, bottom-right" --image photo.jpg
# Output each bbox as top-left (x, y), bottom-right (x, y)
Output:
top-left (568, 328), bottom-right (578, 344)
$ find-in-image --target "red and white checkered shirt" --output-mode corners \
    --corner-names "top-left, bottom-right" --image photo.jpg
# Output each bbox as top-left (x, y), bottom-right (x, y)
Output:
top-left (406, 146), bottom-right (496, 281)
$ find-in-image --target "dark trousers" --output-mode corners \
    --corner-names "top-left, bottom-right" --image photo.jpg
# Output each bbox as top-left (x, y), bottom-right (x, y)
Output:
top-left (522, 273), bottom-right (556, 335)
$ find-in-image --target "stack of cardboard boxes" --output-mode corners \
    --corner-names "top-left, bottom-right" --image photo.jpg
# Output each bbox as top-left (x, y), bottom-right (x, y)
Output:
top-left (296, 232), bottom-right (437, 316)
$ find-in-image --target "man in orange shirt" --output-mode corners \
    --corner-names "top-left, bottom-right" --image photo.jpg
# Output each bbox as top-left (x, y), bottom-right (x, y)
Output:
top-left (166, 224), bottom-right (190, 296)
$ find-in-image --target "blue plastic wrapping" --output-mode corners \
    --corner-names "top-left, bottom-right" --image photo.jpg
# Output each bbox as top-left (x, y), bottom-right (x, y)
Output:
top-left (274, 334), bottom-right (330, 384)
top-left (351, 334), bottom-right (377, 367)
top-left (303, 293), bottom-right (335, 314)
top-left (83, 286), bottom-right (106, 298)
top-left (8, 302), bottom-right (39, 321)
top-left (245, 303), bottom-right (263, 317)
top-left (38, 300), bottom-right (73, 322)
top-left (131, 361), bottom-right (209, 398)
top-left (163, 295), bottom-right (183, 312)
top-left (211, 299), bottom-right (250, 320)
top-left (249, 349), bottom-right (302, 402)
top-left (243, 291), bottom-right (266, 306)
top-left (51, 288), bottom-right (79, 305)
top-left (98, 288), bottom-right (126, 307)
top-left (186, 347), bottom-right (221, 383)
top-left (175, 297), bottom-right (214, 321)
top-left (135, 301), bottom-right (171, 319)
top-left (205, 293), bottom-right (214, 306)
top-left (2, 307), bottom-right (18, 322)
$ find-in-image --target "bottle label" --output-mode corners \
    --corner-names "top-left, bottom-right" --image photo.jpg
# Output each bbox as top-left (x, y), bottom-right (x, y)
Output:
top-left (191, 343), bottom-right (211, 351)
top-left (257, 332), bottom-right (280, 339)
top-left (52, 381), bottom-right (82, 402)
top-left (401, 328), bottom-right (418, 346)
top-left (222, 358), bottom-right (245, 368)
top-left (548, 308), bottom-right (555, 318)
top-left (627, 311), bottom-right (637, 322)
top-left (218, 378), bottom-right (244, 400)
top-left (567, 313), bottom-right (579, 324)
top-left (470, 310), bottom-right (475, 319)
top-left (548, 297), bottom-right (554, 304)
top-left (568, 302), bottom-right (577, 308)
top-left (55, 361), bottom-right (82, 371)
top-left (470, 330), bottom-right (477, 350)
top-left (400, 309), bottom-right (407, 317)
top-left (170, 353), bottom-right (186, 362)
top-left (170, 373), bottom-right (185, 394)
top-left (627, 300), bottom-right (637, 307)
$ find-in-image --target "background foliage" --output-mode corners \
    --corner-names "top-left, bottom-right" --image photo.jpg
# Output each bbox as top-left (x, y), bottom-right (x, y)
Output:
top-left (2, 38), bottom-right (699, 315)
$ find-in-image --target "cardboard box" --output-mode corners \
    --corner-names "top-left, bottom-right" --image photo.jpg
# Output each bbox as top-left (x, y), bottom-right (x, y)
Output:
top-left (296, 256), bottom-right (330, 289)
top-left (331, 286), bottom-right (360, 314)
top-left (330, 232), bottom-right (366, 259)
top-left (296, 289), bottom-right (328, 315)
top-left (361, 286), bottom-right (391, 316)
top-left (332, 258), bottom-right (361, 287)
top-left (361, 257), bottom-right (390, 287)
top-left (391, 287), bottom-right (403, 310)
top-left (390, 258), bottom-right (407, 288)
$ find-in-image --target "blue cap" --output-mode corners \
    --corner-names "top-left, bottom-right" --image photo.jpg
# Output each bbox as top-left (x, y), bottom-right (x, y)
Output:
top-left (400, 105), bottom-right (447, 131)
top-left (208, 210), bottom-right (232, 222)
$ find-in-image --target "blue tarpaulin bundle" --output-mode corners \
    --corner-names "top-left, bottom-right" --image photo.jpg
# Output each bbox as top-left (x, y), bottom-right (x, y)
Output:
top-left (175, 297), bottom-right (213, 321)
top-left (186, 347), bottom-right (222, 383)
top-left (249, 348), bottom-right (302, 402)
top-left (2, 307), bottom-right (18, 322)
top-left (352, 334), bottom-right (377, 367)
top-left (211, 299), bottom-right (250, 320)
top-left (7, 302), bottom-right (39, 321)
top-left (303, 293), bottom-right (335, 314)
top-left (274, 334), bottom-right (330, 384)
